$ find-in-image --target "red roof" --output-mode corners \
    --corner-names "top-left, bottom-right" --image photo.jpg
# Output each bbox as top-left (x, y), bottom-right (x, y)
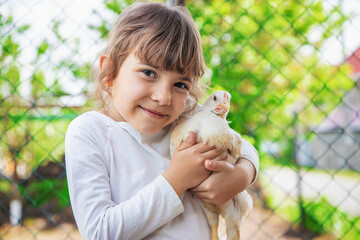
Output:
top-left (348, 47), bottom-right (360, 74)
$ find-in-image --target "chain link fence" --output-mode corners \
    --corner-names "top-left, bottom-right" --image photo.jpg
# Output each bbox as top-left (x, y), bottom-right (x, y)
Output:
top-left (1, 0), bottom-right (360, 239)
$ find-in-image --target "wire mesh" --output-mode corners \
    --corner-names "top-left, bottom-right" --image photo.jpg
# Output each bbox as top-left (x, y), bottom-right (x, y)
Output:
top-left (1, 0), bottom-right (360, 239)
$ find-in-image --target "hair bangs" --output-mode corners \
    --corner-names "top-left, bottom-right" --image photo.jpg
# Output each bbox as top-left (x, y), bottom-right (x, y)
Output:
top-left (134, 7), bottom-right (204, 81)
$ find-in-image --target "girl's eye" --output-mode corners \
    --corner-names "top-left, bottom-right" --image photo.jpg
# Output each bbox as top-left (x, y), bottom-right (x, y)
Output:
top-left (142, 70), bottom-right (156, 78)
top-left (174, 82), bottom-right (188, 90)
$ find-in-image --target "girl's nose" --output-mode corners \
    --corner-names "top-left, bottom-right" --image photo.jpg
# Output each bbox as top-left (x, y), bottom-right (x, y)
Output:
top-left (151, 84), bottom-right (171, 105)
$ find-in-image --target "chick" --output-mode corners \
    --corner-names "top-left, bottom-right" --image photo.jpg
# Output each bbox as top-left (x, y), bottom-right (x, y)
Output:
top-left (170, 90), bottom-right (252, 240)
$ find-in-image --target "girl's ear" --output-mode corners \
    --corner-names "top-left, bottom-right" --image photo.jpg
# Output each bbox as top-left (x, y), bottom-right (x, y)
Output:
top-left (99, 55), bottom-right (107, 70)
top-left (99, 55), bottom-right (113, 89)
top-left (106, 80), bottom-right (113, 88)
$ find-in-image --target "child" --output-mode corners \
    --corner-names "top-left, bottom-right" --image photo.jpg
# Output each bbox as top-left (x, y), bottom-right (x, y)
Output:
top-left (65, 1), bottom-right (259, 239)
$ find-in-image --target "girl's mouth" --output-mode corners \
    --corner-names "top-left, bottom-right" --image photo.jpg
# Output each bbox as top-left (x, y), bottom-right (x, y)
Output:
top-left (140, 106), bottom-right (167, 119)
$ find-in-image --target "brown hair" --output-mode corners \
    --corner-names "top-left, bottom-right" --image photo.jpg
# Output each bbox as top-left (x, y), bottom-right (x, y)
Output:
top-left (92, 1), bottom-right (208, 108)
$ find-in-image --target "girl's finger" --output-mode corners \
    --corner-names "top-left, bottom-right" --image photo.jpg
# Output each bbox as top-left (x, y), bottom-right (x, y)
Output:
top-left (204, 149), bottom-right (227, 161)
top-left (190, 191), bottom-right (211, 201)
top-left (193, 142), bottom-right (216, 153)
top-left (177, 131), bottom-right (196, 151)
top-left (205, 159), bottom-right (234, 172)
top-left (219, 151), bottom-right (228, 161)
top-left (202, 148), bottom-right (222, 160)
top-left (191, 183), bottom-right (208, 192)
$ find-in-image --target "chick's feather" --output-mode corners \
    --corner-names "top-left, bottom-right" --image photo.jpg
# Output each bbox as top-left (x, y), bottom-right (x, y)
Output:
top-left (170, 110), bottom-right (240, 161)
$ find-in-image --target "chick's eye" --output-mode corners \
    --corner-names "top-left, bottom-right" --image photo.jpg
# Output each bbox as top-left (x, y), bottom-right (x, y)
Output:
top-left (143, 70), bottom-right (156, 78)
top-left (214, 96), bottom-right (217, 101)
top-left (174, 82), bottom-right (188, 90)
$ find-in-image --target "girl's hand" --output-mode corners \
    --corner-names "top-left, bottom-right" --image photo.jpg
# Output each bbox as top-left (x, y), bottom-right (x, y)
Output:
top-left (190, 158), bottom-right (255, 206)
top-left (163, 132), bottom-right (224, 197)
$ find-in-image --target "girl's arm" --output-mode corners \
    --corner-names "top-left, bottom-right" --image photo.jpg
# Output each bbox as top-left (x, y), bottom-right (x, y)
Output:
top-left (190, 139), bottom-right (259, 205)
top-left (65, 118), bottom-right (184, 240)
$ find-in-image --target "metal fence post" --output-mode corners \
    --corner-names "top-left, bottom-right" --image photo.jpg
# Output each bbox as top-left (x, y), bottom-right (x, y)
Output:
top-left (293, 112), bottom-right (306, 232)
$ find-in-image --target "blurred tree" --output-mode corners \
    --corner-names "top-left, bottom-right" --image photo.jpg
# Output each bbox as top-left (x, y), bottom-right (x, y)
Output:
top-left (0, 13), bottom-right (89, 224)
top-left (187, 0), bottom-right (354, 163)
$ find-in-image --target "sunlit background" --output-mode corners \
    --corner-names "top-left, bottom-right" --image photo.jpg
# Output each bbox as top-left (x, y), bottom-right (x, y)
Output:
top-left (1, 0), bottom-right (360, 239)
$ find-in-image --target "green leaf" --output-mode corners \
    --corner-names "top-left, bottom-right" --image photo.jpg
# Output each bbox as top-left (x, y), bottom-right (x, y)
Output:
top-left (37, 40), bottom-right (50, 58)
top-left (2, 35), bottom-right (20, 57)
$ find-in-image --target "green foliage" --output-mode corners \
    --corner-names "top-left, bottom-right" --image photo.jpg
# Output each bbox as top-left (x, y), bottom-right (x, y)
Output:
top-left (88, 22), bottom-right (111, 40)
top-left (303, 198), bottom-right (339, 235)
top-left (60, 60), bottom-right (91, 81)
top-left (305, 197), bottom-right (360, 239)
top-left (19, 178), bottom-right (69, 211)
top-left (0, 180), bottom-right (11, 193)
top-left (187, 0), bottom-right (353, 152)
top-left (37, 40), bottom-right (50, 58)
top-left (0, 13), bottom-right (86, 186)
top-left (104, 0), bottom-right (132, 14)
top-left (31, 70), bottom-right (47, 99)
top-left (3, 63), bottom-right (20, 92)
top-left (51, 20), bottom-right (65, 43)
top-left (88, 0), bottom-right (134, 39)
top-left (2, 35), bottom-right (20, 58)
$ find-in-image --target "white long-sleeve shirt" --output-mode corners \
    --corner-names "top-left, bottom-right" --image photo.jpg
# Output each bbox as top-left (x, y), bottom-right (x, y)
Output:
top-left (65, 111), bottom-right (259, 240)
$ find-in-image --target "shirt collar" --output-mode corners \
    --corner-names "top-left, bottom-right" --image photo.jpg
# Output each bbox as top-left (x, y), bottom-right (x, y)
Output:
top-left (95, 111), bottom-right (173, 158)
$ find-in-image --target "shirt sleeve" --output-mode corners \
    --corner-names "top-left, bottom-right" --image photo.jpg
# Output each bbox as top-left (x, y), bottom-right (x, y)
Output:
top-left (240, 139), bottom-right (259, 184)
top-left (65, 117), bottom-right (184, 240)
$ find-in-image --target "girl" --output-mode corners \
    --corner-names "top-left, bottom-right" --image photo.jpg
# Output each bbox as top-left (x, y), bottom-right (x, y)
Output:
top-left (65, 1), bottom-right (259, 239)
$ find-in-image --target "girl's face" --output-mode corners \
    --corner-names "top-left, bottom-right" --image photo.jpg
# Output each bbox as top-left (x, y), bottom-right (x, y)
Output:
top-left (105, 53), bottom-right (192, 134)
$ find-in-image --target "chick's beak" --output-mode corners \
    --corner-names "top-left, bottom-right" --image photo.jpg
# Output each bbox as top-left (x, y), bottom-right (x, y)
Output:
top-left (215, 103), bottom-right (230, 112)
top-left (214, 99), bottom-right (230, 113)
